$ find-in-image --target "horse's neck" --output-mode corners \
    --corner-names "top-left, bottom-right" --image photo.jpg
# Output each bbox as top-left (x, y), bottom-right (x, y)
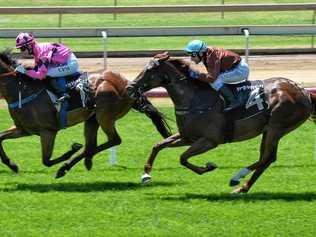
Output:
top-left (165, 85), bottom-right (191, 109)
top-left (0, 75), bottom-right (42, 104)
top-left (0, 76), bottom-right (19, 103)
top-left (165, 80), bottom-right (220, 111)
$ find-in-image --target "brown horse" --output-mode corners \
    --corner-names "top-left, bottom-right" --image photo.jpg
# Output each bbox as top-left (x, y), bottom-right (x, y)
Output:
top-left (0, 50), bottom-right (171, 178)
top-left (126, 54), bottom-right (316, 193)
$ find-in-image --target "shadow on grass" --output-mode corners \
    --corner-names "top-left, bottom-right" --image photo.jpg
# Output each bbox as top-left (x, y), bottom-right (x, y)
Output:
top-left (220, 163), bottom-right (316, 170)
top-left (0, 181), bottom-right (176, 193)
top-left (157, 191), bottom-right (316, 202)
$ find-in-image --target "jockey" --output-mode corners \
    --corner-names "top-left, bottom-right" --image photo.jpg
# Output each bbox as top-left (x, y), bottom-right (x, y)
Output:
top-left (15, 32), bottom-right (80, 128)
top-left (184, 39), bottom-right (249, 112)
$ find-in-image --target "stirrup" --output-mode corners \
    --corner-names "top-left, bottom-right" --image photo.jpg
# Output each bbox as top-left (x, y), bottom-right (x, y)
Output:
top-left (55, 94), bottom-right (70, 104)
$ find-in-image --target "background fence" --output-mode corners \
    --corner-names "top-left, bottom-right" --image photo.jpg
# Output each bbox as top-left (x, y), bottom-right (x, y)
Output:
top-left (0, 4), bottom-right (316, 57)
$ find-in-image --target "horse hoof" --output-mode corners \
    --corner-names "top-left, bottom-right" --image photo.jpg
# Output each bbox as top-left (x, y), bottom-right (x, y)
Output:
top-left (206, 162), bottom-right (217, 171)
top-left (10, 164), bottom-right (19, 173)
top-left (229, 179), bottom-right (240, 187)
top-left (55, 168), bottom-right (66, 179)
top-left (231, 187), bottom-right (248, 195)
top-left (72, 143), bottom-right (83, 151)
top-left (231, 188), bottom-right (243, 195)
top-left (84, 158), bottom-right (93, 171)
top-left (141, 173), bottom-right (152, 185)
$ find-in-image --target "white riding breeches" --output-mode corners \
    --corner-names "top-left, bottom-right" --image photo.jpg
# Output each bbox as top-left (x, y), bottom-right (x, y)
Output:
top-left (211, 58), bottom-right (249, 90)
top-left (47, 53), bottom-right (79, 78)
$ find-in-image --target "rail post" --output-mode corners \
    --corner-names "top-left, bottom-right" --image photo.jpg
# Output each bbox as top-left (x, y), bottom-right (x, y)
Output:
top-left (102, 30), bottom-right (117, 165)
top-left (58, 13), bottom-right (62, 43)
top-left (312, 10), bottom-right (315, 48)
top-left (242, 28), bottom-right (250, 63)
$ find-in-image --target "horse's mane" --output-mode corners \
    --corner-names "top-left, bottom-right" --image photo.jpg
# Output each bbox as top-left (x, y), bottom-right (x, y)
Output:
top-left (167, 58), bottom-right (212, 90)
top-left (0, 49), bottom-right (43, 89)
top-left (0, 49), bottom-right (18, 68)
top-left (167, 58), bottom-right (191, 75)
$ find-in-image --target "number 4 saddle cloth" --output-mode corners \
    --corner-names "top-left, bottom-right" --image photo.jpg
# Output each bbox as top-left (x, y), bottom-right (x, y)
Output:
top-left (226, 80), bottom-right (269, 120)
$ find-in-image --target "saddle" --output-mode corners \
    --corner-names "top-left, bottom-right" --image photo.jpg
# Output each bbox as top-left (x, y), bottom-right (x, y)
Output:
top-left (223, 80), bottom-right (269, 142)
top-left (47, 72), bottom-right (94, 112)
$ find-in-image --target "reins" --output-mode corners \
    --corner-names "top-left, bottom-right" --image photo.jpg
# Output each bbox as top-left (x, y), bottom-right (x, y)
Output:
top-left (0, 57), bottom-right (23, 108)
top-left (0, 58), bottom-right (17, 77)
top-left (164, 61), bottom-right (186, 81)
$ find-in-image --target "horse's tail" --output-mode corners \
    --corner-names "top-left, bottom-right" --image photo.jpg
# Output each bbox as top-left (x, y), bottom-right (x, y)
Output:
top-left (132, 95), bottom-right (172, 138)
top-left (309, 92), bottom-right (316, 123)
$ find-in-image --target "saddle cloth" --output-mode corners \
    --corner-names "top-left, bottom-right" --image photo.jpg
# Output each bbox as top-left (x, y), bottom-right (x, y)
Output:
top-left (226, 80), bottom-right (268, 120)
top-left (224, 80), bottom-right (269, 142)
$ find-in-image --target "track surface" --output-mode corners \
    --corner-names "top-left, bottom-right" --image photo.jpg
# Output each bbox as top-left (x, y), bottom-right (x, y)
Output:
top-left (77, 54), bottom-right (316, 86)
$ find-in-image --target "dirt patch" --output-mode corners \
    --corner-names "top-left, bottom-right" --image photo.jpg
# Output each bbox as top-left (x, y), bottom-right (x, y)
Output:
top-left (20, 54), bottom-right (316, 86)
top-left (81, 55), bottom-right (316, 84)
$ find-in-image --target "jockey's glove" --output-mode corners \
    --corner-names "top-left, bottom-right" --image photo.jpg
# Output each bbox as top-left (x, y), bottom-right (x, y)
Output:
top-left (15, 65), bottom-right (26, 74)
top-left (188, 69), bottom-right (200, 79)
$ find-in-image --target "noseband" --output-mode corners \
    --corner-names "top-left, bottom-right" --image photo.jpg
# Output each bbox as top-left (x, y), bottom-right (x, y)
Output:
top-left (0, 57), bottom-right (24, 108)
top-left (0, 58), bottom-right (16, 78)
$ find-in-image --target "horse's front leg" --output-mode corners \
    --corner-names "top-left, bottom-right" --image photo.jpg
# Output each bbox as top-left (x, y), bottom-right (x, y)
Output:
top-left (0, 126), bottom-right (29, 172)
top-left (40, 130), bottom-right (82, 167)
top-left (141, 133), bottom-right (188, 184)
top-left (180, 137), bottom-right (218, 175)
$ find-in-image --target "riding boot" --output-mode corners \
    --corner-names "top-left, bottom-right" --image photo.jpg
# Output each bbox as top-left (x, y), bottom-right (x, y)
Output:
top-left (49, 78), bottom-right (69, 129)
top-left (219, 85), bottom-right (240, 112)
top-left (49, 78), bottom-right (70, 103)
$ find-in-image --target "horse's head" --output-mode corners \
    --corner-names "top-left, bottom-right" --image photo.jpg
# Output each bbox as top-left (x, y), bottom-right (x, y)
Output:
top-left (126, 52), bottom-right (188, 99)
top-left (0, 49), bottom-right (42, 100)
top-left (0, 49), bottom-right (17, 75)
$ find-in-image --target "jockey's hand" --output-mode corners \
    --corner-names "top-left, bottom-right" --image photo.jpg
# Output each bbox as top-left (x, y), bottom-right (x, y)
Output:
top-left (15, 65), bottom-right (26, 74)
top-left (188, 69), bottom-right (200, 79)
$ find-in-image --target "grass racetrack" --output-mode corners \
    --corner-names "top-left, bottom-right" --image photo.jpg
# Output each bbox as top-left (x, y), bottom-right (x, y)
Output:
top-left (0, 106), bottom-right (316, 236)
top-left (1, 0), bottom-right (316, 236)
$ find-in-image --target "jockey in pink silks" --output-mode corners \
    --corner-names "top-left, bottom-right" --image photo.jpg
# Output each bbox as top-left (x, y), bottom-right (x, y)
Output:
top-left (15, 32), bottom-right (80, 128)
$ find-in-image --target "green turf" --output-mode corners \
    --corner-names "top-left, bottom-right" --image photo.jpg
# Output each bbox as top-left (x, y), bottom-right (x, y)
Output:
top-left (0, 0), bottom-right (315, 51)
top-left (0, 106), bottom-right (316, 236)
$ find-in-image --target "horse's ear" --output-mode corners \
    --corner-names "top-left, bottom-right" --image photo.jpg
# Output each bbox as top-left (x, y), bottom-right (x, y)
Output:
top-left (153, 52), bottom-right (170, 62)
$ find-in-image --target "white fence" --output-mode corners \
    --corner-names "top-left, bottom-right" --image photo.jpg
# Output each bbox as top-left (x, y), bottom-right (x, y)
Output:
top-left (1, 4), bottom-right (316, 57)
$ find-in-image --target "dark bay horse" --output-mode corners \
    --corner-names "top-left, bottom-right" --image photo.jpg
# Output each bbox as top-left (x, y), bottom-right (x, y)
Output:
top-left (0, 50), bottom-right (171, 178)
top-left (126, 54), bottom-right (316, 193)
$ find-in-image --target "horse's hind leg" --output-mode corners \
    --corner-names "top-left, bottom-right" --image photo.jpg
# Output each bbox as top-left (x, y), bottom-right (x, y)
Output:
top-left (180, 137), bottom-right (218, 175)
top-left (55, 115), bottom-right (99, 178)
top-left (0, 126), bottom-right (29, 172)
top-left (40, 130), bottom-right (82, 167)
top-left (83, 115), bottom-right (99, 170)
top-left (229, 132), bottom-right (268, 186)
top-left (93, 119), bottom-right (122, 156)
top-left (55, 118), bottom-right (121, 178)
top-left (233, 129), bottom-right (280, 193)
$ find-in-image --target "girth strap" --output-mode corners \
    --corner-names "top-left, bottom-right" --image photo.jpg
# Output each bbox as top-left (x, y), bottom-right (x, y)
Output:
top-left (8, 89), bottom-right (45, 109)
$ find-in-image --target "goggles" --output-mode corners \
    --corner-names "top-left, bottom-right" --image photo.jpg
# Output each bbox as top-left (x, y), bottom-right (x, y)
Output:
top-left (20, 46), bottom-right (29, 51)
top-left (187, 52), bottom-right (198, 57)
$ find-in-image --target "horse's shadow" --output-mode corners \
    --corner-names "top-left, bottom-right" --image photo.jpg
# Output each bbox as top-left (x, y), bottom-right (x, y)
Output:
top-left (1, 181), bottom-right (175, 193)
top-left (154, 191), bottom-right (316, 202)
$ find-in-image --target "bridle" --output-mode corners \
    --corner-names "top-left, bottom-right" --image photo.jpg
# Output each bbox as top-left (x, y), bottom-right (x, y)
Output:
top-left (0, 57), bottom-right (22, 108)
top-left (0, 58), bottom-right (17, 78)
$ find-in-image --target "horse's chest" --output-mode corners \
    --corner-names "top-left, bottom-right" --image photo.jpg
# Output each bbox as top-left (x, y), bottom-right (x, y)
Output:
top-left (176, 112), bottom-right (216, 139)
